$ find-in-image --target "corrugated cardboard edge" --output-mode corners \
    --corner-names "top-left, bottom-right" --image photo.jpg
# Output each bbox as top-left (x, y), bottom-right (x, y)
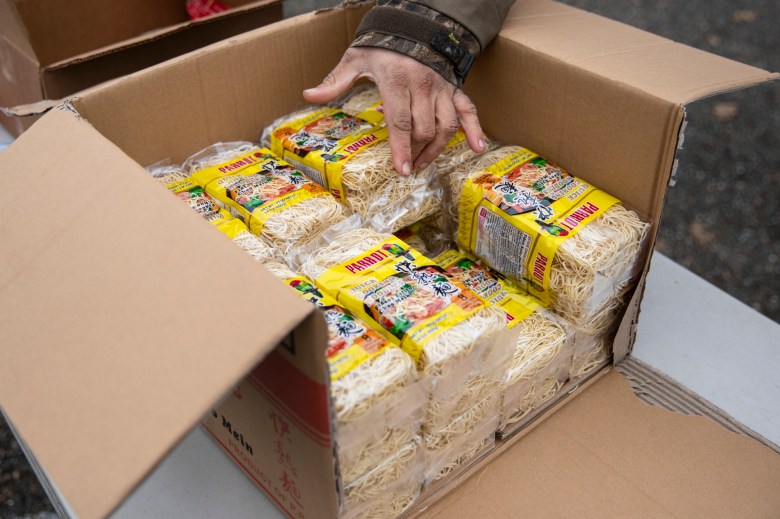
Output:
top-left (616, 357), bottom-right (780, 453)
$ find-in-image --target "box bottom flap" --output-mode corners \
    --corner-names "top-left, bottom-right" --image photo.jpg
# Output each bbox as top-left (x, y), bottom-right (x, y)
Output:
top-left (420, 369), bottom-right (780, 518)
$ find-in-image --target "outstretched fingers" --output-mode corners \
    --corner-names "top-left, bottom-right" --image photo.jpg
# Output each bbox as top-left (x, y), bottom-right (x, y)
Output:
top-left (303, 49), bottom-right (365, 105)
top-left (453, 90), bottom-right (485, 153)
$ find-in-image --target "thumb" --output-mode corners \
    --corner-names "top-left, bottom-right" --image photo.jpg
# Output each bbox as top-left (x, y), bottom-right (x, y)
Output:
top-left (303, 50), bottom-right (362, 104)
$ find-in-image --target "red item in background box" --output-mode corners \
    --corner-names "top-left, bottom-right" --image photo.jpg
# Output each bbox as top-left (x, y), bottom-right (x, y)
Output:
top-left (186, 0), bottom-right (230, 19)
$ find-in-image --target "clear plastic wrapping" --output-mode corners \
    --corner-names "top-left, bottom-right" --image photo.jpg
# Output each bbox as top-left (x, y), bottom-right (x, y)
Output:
top-left (331, 83), bottom-right (383, 118)
top-left (393, 212), bottom-right (454, 259)
top-left (262, 104), bottom-right (441, 234)
top-left (500, 352), bottom-right (570, 435)
top-left (146, 161), bottom-right (277, 264)
top-left (423, 399), bottom-right (499, 485)
top-left (341, 439), bottom-right (425, 519)
top-left (448, 145), bottom-right (650, 336)
top-left (499, 308), bottom-right (572, 430)
top-left (569, 332), bottom-right (612, 382)
top-left (182, 141), bottom-right (345, 253)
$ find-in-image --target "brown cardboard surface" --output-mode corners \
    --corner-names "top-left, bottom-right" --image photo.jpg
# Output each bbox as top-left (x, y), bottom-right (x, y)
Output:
top-left (0, 1), bottom-right (35, 59)
top-left (421, 370), bottom-right (780, 518)
top-left (72, 8), bottom-right (362, 166)
top-left (0, 37), bottom-right (43, 135)
top-left (12, 0), bottom-right (188, 66)
top-left (499, 0), bottom-right (778, 104)
top-left (0, 107), bottom-right (325, 519)
top-left (38, 0), bottom-right (283, 69)
top-left (0, 0), bottom-right (284, 136)
top-left (39, 2), bottom-right (284, 99)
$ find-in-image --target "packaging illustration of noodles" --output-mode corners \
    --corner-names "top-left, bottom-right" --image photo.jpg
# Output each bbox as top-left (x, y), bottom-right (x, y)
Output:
top-left (450, 146), bottom-right (649, 332)
top-left (261, 261), bottom-right (426, 503)
top-left (147, 165), bottom-right (277, 264)
top-left (262, 103), bottom-right (439, 233)
top-left (182, 142), bottom-right (344, 252)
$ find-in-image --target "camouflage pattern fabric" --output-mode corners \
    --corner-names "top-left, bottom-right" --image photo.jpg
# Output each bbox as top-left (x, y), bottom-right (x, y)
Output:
top-left (351, 0), bottom-right (481, 86)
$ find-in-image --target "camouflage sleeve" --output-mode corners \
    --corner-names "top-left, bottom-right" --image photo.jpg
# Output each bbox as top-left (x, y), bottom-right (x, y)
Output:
top-left (351, 0), bottom-right (487, 87)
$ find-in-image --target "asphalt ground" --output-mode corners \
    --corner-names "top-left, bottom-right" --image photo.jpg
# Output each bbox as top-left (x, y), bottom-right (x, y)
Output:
top-left (1, 0), bottom-right (777, 516)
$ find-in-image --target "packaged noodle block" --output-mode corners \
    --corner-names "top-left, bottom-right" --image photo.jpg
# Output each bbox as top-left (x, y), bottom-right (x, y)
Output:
top-left (431, 249), bottom-right (572, 434)
top-left (569, 333), bottom-right (612, 383)
top-left (262, 101), bottom-right (440, 233)
top-left (147, 165), bottom-right (277, 264)
top-left (182, 142), bottom-right (345, 252)
top-left (262, 261), bottom-right (426, 488)
top-left (331, 83), bottom-right (385, 122)
top-left (451, 145), bottom-right (650, 332)
top-left (341, 440), bottom-right (425, 518)
top-left (424, 402), bottom-right (499, 485)
top-left (498, 354), bottom-right (570, 435)
top-left (297, 229), bottom-right (509, 484)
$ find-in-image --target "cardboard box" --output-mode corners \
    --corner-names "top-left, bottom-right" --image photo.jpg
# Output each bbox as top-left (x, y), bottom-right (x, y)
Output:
top-left (0, 1), bottom-right (778, 518)
top-left (0, 0), bottom-right (283, 136)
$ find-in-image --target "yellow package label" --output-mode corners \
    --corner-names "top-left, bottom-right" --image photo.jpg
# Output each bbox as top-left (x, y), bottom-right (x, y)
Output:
top-left (280, 275), bottom-right (392, 380)
top-left (190, 148), bottom-right (331, 236)
top-left (316, 237), bottom-right (488, 363)
top-left (269, 108), bottom-right (388, 203)
top-left (355, 101), bottom-right (386, 126)
top-left (458, 149), bottom-right (619, 304)
top-left (433, 249), bottom-right (535, 328)
top-left (165, 176), bottom-right (249, 239)
top-left (446, 129), bottom-right (467, 149)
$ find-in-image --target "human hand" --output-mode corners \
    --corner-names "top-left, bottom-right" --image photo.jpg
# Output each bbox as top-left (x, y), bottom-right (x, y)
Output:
top-left (303, 47), bottom-right (485, 176)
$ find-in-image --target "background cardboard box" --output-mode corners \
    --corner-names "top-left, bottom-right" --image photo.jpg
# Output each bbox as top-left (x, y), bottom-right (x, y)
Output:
top-left (0, 0), bottom-right (283, 136)
top-left (0, 1), bottom-right (778, 518)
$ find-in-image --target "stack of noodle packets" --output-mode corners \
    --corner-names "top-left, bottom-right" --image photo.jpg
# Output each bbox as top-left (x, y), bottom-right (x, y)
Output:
top-left (448, 145), bottom-right (650, 336)
top-left (181, 142), bottom-right (345, 253)
top-left (296, 226), bottom-right (510, 486)
top-left (261, 261), bottom-right (427, 518)
top-left (262, 86), bottom-right (447, 233)
top-left (147, 164), bottom-right (277, 263)
top-left (431, 249), bottom-right (573, 435)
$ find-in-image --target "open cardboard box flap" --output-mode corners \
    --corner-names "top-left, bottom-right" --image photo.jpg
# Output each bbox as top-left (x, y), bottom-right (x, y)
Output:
top-left (420, 369), bottom-right (780, 518)
top-left (0, 107), bottom-right (326, 519)
top-left (0, 2), bottom-right (777, 518)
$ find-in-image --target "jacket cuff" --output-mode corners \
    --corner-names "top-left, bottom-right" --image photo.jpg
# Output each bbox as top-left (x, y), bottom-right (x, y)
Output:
top-left (351, 0), bottom-right (481, 87)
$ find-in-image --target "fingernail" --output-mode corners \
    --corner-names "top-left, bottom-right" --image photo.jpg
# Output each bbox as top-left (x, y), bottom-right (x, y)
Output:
top-left (402, 162), bottom-right (411, 176)
top-left (303, 88), bottom-right (316, 95)
top-left (478, 139), bottom-right (485, 150)
top-left (416, 162), bottom-right (429, 171)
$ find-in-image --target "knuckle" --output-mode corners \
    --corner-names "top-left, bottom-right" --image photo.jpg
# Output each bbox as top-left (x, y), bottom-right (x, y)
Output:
top-left (415, 125), bottom-right (437, 142)
top-left (322, 72), bottom-right (336, 86)
top-left (341, 49), bottom-right (356, 65)
top-left (462, 101), bottom-right (478, 116)
top-left (414, 72), bottom-right (435, 94)
top-left (387, 70), bottom-right (410, 89)
top-left (442, 118), bottom-right (461, 135)
top-left (392, 111), bottom-right (413, 133)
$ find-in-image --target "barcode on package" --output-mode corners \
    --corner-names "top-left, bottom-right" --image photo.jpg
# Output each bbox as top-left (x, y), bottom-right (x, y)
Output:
top-left (475, 207), bottom-right (531, 281)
